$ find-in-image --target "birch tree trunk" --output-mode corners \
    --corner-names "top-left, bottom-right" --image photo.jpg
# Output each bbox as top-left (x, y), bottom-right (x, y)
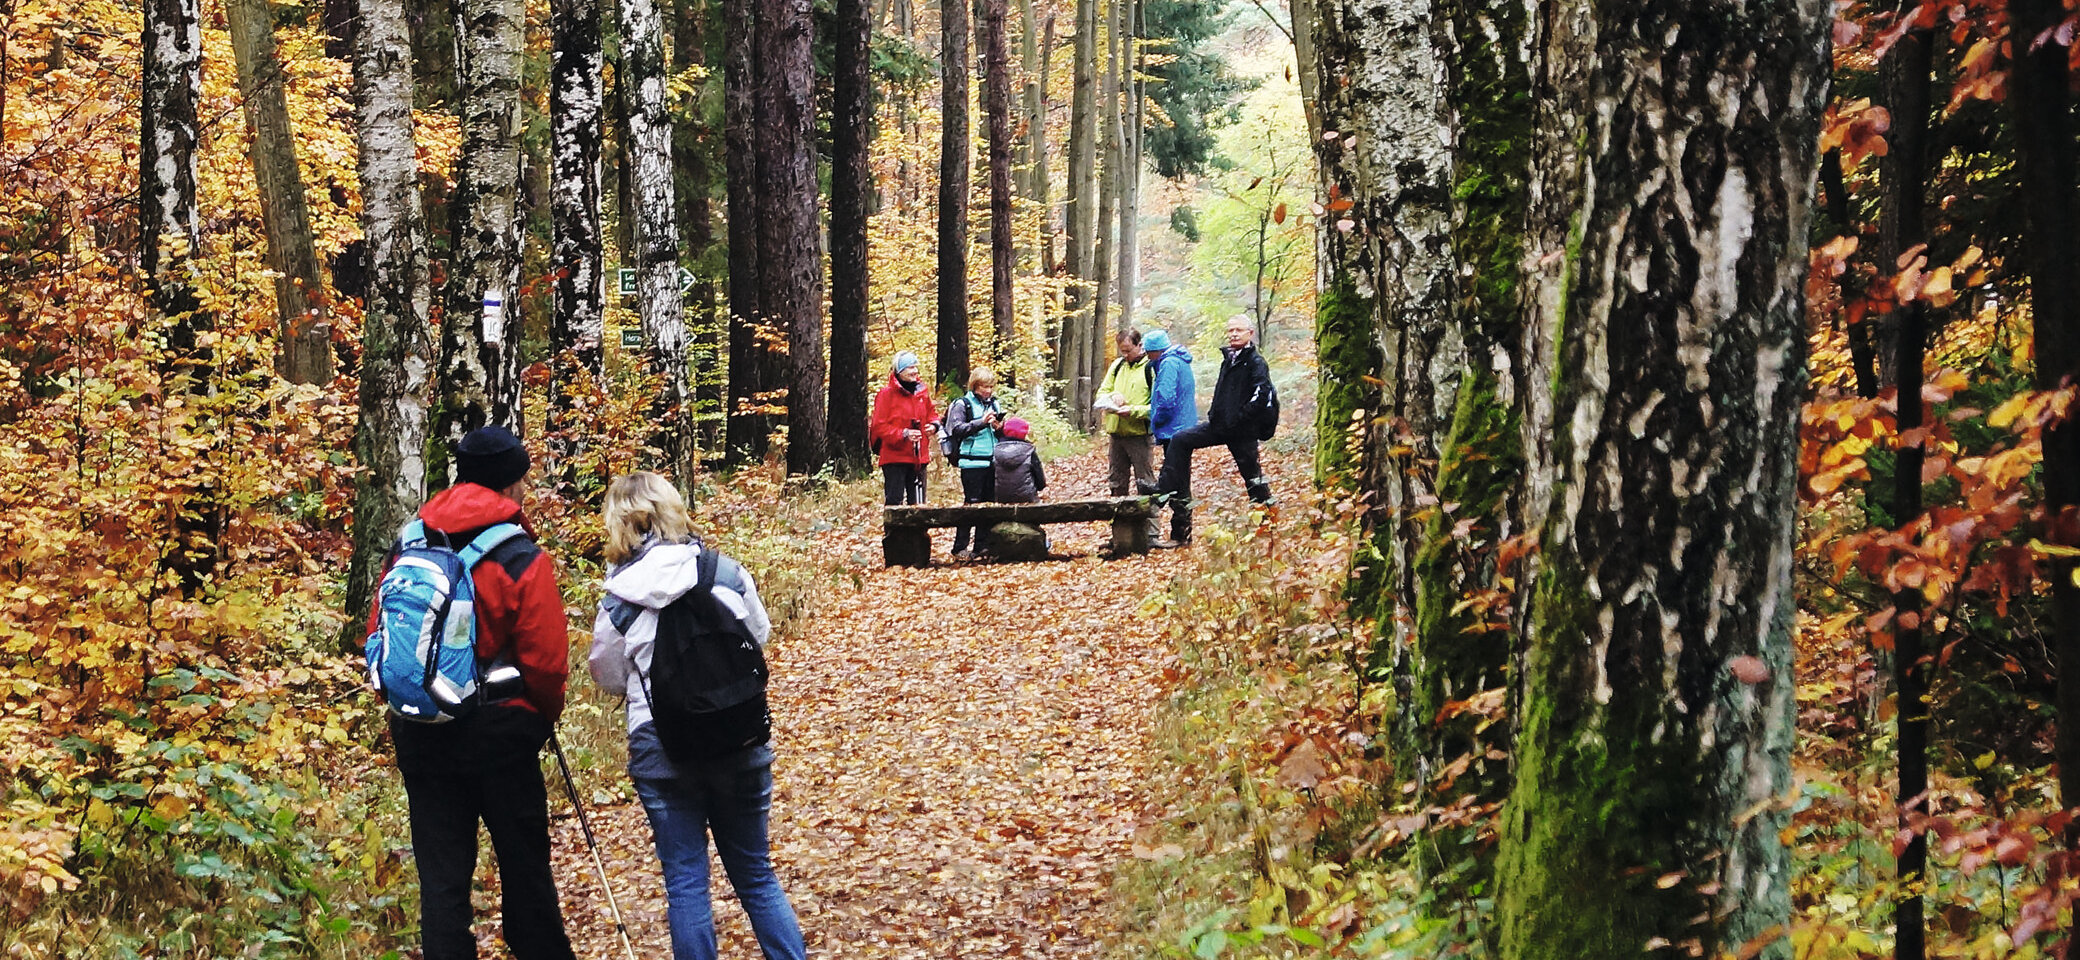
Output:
top-left (723, 0), bottom-right (771, 461)
top-left (621, 0), bottom-right (695, 481)
top-left (1403, 0), bottom-right (1535, 893)
top-left (343, 0), bottom-right (435, 642)
top-left (983, 0), bottom-right (1016, 363)
top-left (438, 0), bottom-right (525, 453)
top-left (757, 0), bottom-right (827, 474)
top-left (937, 0), bottom-right (973, 392)
top-left (1495, 1), bottom-right (1826, 955)
top-left (227, 0), bottom-right (331, 385)
top-left (143, 0), bottom-right (215, 594)
top-left (1114, 0), bottom-right (1138, 332)
top-left (831, 0), bottom-right (874, 472)
top-left (1312, 0), bottom-right (1456, 719)
top-left (549, 0), bottom-right (603, 487)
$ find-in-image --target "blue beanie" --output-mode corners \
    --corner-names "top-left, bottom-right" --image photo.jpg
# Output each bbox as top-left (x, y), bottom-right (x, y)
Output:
top-left (1144, 330), bottom-right (1171, 352)
top-left (893, 351), bottom-right (920, 374)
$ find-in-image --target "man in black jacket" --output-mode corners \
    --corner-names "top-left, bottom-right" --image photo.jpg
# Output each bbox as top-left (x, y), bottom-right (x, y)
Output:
top-left (1139, 316), bottom-right (1275, 545)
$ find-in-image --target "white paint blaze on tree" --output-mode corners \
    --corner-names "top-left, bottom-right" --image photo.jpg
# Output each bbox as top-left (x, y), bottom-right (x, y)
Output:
top-left (441, 0), bottom-right (527, 439)
top-left (619, 0), bottom-right (694, 479)
top-left (343, 0), bottom-right (436, 638)
top-left (1495, 0), bottom-right (1828, 956)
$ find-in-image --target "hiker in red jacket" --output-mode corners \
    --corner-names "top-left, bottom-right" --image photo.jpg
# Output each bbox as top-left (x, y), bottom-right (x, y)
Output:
top-left (364, 426), bottom-right (576, 960)
top-left (870, 351), bottom-right (937, 506)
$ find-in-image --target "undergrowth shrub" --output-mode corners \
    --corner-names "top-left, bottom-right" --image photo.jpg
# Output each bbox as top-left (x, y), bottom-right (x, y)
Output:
top-left (1115, 492), bottom-right (1498, 958)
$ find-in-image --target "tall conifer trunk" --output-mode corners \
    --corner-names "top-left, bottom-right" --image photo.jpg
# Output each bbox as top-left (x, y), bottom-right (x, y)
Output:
top-left (1495, 1), bottom-right (1826, 955)
top-left (831, 0), bottom-right (874, 472)
top-left (1872, 16), bottom-right (1933, 957)
top-left (343, 0), bottom-right (435, 642)
top-left (758, 0), bottom-right (826, 474)
top-left (937, 0), bottom-right (973, 392)
top-left (1056, 0), bottom-right (1097, 419)
top-left (722, 0), bottom-right (771, 460)
top-left (983, 0), bottom-right (1016, 365)
top-left (2010, 0), bottom-right (2080, 872)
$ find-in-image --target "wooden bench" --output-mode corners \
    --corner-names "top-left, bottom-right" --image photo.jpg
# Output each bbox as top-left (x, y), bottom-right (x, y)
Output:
top-left (882, 497), bottom-right (1157, 567)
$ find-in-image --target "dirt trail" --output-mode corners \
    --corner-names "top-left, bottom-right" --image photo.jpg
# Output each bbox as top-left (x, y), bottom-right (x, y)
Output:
top-left (549, 450), bottom-right (1213, 958)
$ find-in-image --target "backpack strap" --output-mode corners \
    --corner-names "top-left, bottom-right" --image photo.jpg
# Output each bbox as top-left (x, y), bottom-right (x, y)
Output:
top-left (397, 518), bottom-right (430, 548)
top-left (695, 543), bottom-right (722, 595)
top-left (458, 522), bottom-right (527, 569)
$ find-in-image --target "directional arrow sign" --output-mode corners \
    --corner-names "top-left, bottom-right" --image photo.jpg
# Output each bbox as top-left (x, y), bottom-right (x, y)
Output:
top-left (677, 266), bottom-right (696, 294)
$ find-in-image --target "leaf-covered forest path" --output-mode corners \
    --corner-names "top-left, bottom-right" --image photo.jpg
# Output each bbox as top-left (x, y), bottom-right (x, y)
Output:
top-left (544, 447), bottom-right (1272, 958)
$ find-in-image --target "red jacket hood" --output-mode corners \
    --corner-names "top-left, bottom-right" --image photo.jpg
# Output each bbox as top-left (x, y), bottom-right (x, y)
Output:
top-left (419, 483), bottom-right (534, 535)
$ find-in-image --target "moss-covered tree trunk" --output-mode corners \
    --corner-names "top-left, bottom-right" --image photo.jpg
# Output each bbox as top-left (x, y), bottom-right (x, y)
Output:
top-left (1400, 0), bottom-right (1536, 893)
top-left (1495, 0), bottom-right (1826, 955)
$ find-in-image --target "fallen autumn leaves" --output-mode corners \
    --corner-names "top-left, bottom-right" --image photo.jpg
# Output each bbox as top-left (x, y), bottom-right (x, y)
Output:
top-left (546, 447), bottom-right (1223, 958)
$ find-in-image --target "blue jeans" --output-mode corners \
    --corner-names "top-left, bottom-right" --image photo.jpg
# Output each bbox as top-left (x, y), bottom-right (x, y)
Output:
top-left (635, 765), bottom-right (807, 960)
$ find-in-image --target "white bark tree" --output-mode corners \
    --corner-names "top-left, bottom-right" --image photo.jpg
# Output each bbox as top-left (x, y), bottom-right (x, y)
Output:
top-left (343, 0), bottom-right (436, 638)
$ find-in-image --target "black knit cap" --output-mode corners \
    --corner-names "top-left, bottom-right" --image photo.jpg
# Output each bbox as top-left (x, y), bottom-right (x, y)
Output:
top-left (455, 425), bottom-right (530, 490)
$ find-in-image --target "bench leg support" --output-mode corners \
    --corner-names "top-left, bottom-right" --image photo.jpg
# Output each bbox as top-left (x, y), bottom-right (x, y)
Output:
top-left (883, 528), bottom-right (932, 567)
top-left (1111, 516), bottom-right (1151, 556)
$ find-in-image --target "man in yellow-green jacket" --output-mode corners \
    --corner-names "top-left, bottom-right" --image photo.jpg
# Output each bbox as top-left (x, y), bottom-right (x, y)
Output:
top-left (1097, 328), bottom-right (1155, 497)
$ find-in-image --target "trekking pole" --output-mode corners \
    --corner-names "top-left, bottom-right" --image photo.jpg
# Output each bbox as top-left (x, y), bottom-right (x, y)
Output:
top-left (911, 419), bottom-right (928, 504)
top-left (549, 732), bottom-right (642, 960)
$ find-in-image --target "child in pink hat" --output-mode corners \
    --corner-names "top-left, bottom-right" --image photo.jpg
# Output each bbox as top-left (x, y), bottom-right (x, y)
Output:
top-left (991, 418), bottom-right (1047, 504)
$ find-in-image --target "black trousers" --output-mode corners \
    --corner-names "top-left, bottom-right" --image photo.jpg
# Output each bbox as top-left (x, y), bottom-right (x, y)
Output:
top-left (954, 465), bottom-right (995, 553)
top-left (882, 464), bottom-right (925, 505)
top-left (392, 707), bottom-right (576, 960)
top-left (1154, 421), bottom-right (1263, 505)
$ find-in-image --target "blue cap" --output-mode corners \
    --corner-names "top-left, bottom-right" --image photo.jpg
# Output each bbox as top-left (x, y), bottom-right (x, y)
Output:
top-left (893, 351), bottom-right (920, 374)
top-left (1144, 330), bottom-right (1171, 352)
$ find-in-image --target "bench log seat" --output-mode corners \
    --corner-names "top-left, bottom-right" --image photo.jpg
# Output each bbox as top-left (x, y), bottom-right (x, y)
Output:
top-left (882, 497), bottom-right (1156, 567)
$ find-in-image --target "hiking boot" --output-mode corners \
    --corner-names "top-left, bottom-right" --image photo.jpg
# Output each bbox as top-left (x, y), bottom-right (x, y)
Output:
top-left (1246, 479), bottom-right (1276, 505)
top-left (1153, 536), bottom-right (1191, 549)
top-left (1135, 479), bottom-right (1164, 498)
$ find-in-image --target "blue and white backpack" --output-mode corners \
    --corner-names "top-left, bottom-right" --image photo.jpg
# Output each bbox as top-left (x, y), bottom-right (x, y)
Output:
top-left (364, 519), bottom-right (527, 722)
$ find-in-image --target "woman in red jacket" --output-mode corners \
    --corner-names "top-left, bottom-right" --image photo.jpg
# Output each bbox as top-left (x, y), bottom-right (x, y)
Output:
top-left (870, 351), bottom-right (937, 505)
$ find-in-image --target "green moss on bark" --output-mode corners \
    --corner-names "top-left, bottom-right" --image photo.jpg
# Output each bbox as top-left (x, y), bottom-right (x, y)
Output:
top-left (1406, 366), bottom-right (1521, 877)
top-left (1314, 278), bottom-right (1382, 492)
top-left (1496, 555), bottom-right (1721, 959)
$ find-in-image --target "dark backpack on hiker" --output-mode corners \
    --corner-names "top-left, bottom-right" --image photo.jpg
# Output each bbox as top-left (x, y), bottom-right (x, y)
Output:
top-left (1252, 380), bottom-right (1280, 441)
top-left (938, 397), bottom-right (969, 468)
top-left (365, 519), bottom-right (527, 723)
top-left (639, 545), bottom-right (772, 762)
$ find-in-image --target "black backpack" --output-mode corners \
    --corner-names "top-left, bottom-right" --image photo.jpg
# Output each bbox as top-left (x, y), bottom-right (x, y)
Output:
top-left (1253, 380), bottom-right (1280, 441)
top-left (638, 545), bottom-right (772, 762)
